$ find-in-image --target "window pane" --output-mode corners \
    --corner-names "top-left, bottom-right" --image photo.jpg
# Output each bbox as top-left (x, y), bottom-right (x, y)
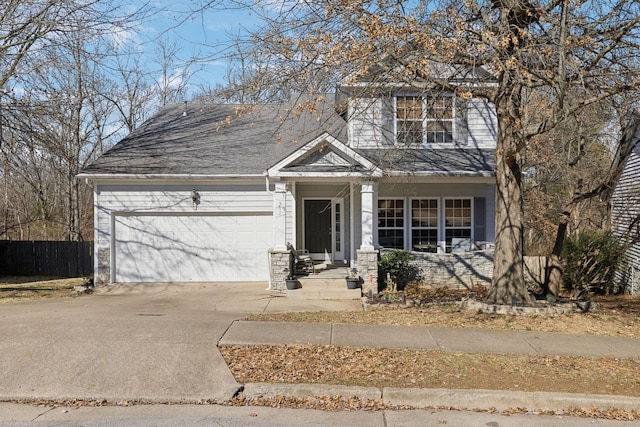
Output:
top-left (412, 229), bottom-right (438, 252)
top-left (411, 199), bottom-right (438, 227)
top-left (379, 229), bottom-right (404, 249)
top-left (396, 95), bottom-right (424, 145)
top-left (425, 96), bottom-right (453, 144)
top-left (397, 96), bottom-right (422, 119)
top-left (427, 97), bottom-right (453, 119)
top-left (444, 199), bottom-right (472, 252)
top-left (396, 94), bottom-right (455, 145)
top-left (411, 199), bottom-right (438, 252)
top-left (378, 199), bottom-right (404, 249)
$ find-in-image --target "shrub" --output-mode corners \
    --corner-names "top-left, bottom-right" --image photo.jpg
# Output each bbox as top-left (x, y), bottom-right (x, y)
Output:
top-left (562, 231), bottom-right (624, 295)
top-left (378, 250), bottom-right (421, 291)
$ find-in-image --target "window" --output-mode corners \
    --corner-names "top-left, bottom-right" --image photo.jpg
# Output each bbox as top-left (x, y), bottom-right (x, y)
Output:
top-left (377, 197), bottom-right (475, 252)
top-left (378, 199), bottom-right (404, 249)
top-left (396, 96), bottom-right (424, 146)
top-left (426, 97), bottom-right (454, 143)
top-left (411, 199), bottom-right (438, 252)
top-left (444, 198), bottom-right (472, 252)
top-left (396, 95), bottom-right (454, 145)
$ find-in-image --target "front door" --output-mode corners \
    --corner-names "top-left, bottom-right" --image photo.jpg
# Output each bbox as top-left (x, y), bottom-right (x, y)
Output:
top-left (304, 200), bottom-right (332, 260)
top-left (303, 199), bottom-right (345, 263)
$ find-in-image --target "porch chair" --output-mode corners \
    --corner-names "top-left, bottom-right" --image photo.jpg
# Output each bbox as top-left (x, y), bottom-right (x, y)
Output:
top-left (286, 242), bottom-right (315, 275)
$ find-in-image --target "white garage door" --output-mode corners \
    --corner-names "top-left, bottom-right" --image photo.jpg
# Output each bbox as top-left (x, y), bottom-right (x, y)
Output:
top-left (114, 213), bottom-right (273, 282)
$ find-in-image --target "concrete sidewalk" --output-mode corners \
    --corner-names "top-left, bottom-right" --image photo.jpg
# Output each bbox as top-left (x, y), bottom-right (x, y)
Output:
top-left (220, 320), bottom-right (640, 358)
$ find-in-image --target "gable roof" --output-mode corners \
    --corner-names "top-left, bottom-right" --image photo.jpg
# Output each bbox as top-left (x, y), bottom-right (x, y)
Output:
top-left (81, 94), bottom-right (495, 180)
top-left (81, 95), bottom-right (347, 177)
top-left (268, 133), bottom-right (382, 178)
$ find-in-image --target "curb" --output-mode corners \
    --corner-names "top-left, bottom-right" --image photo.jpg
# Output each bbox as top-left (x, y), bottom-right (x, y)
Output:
top-left (383, 387), bottom-right (640, 412)
top-left (243, 383), bottom-right (381, 401)
top-left (240, 383), bottom-right (640, 412)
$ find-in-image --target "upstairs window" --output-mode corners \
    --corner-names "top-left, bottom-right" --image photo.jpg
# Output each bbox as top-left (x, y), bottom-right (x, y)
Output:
top-left (396, 95), bottom-right (454, 145)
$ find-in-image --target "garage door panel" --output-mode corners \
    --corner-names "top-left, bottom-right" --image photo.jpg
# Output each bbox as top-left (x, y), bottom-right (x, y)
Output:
top-left (115, 214), bottom-right (272, 282)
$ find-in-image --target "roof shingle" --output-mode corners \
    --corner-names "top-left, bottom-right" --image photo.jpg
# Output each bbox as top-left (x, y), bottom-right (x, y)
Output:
top-left (82, 96), bottom-right (495, 177)
top-left (82, 97), bottom-right (347, 175)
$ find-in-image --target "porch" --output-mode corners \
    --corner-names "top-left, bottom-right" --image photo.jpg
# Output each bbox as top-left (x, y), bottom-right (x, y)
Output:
top-left (284, 263), bottom-right (362, 300)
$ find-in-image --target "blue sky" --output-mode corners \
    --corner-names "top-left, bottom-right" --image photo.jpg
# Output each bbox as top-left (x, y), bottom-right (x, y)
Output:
top-left (129, 2), bottom-right (264, 95)
top-left (157, 6), bottom-right (260, 92)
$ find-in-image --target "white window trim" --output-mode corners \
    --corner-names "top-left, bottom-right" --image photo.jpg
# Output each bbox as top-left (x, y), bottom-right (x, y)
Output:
top-left (376, 196), bottom-right (475, 253)
top-left (394, 93), bottom-right (457, 148)
top-left (377, 198), bottom-right (406, 250)
top-left (409, 197), bottom-right (439, 253)
top-left (442, 197), bottom-right (474, 253)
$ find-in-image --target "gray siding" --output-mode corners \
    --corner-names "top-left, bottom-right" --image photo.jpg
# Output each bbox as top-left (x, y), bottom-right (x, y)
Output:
top-left (467, 99), bottom-right (497, 149)
top-left (347, 96), bottom-right (393, 149)
top-left (612, 144), bottom-right (640, 295)
top-left (347, 94), bottom-right (496, 149)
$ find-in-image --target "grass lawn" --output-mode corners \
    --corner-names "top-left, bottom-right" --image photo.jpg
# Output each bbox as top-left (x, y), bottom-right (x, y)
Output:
top-left (0, 276), bottom-right (86, 303)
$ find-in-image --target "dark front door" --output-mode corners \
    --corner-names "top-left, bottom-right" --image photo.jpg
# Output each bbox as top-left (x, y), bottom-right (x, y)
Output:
top-left (304, 199), bottom-right (332, 257)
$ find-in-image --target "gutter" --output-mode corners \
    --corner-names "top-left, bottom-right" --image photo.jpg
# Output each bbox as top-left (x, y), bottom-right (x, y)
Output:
top-left (77, 173), bottom-right (265, 183)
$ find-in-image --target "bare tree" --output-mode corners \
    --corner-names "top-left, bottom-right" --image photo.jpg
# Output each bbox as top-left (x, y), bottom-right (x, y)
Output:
top-left (0, 1), bottom-right (147, 241)
top-left (199, 0), bottom-right (640, 304)
top-left (102, 45), bottom-right (156, 133)
top-left (153, 37), bottom-right (199, 106)
top-left (8, 44), bottom-right (96, 240)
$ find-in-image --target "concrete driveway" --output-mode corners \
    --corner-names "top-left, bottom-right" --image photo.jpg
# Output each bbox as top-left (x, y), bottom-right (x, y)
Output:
top-left (0, 282), bottom-right (361, 403)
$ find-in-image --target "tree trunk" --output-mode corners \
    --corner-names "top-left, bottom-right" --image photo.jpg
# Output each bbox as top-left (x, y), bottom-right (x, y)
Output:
top-left (545, 221), bottom-right (567, 297)
top-left (487, 94), bottom-right (531, 305)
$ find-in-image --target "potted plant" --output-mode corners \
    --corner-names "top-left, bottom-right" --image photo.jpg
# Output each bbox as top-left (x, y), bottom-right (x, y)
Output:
top-left (285, 269), bottom-right (299, 290)
top-left (346, 268), bottom-right (360, 289)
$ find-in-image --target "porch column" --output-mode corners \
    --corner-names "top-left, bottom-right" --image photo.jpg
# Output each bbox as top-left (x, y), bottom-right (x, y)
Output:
top-left (358, 180), bottom-right (379, 295)
top-left (273, 181), bottom-right (288, 251)
top-left (360, 180), bottom-right (376, 250)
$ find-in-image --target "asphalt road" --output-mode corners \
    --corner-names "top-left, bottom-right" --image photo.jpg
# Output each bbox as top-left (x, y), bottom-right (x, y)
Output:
top-left (1, 402), bottom-right (635, 427)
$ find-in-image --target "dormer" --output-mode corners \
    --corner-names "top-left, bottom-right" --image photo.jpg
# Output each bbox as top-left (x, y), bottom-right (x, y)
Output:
top-left (338, 61), bottom-right (498, 151)
top-left (343, 89), bottom-right (496, 150)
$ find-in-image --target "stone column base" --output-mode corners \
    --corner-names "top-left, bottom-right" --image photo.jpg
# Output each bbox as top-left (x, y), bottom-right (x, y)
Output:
top-left (356, 249), bottom-right (379, 296)
top-left (95, 247), bottom-right (110, 286)
top-left (269, 248), bottom-right (291, 296)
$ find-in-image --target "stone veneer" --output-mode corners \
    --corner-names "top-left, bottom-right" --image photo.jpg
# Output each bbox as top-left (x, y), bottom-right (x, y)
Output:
top-left (95, 247), bottom-right (110, 285)
top-left (356, 249), bottom-right (379, 295)
top-left (269, 248), bottom-right (291, 296)
top-left (379, 249), bottom-right (495, 288)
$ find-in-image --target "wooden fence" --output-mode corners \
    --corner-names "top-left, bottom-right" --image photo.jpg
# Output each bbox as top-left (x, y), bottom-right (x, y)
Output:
top-left (0, 241), bottom-right (93, 277)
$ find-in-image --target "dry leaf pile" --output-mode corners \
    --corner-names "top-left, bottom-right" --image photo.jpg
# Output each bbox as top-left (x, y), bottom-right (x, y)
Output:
top-left (220, 344), bottom-right (640, 397)
top-left (250, 293), bottom-right (640, 338)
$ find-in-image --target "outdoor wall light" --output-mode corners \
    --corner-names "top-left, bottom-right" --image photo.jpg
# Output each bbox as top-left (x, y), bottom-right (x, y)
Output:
top-left (191, 189), bottom-right (200, 208)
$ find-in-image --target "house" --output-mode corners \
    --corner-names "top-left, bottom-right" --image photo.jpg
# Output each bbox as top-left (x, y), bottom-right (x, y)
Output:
top-left (78, 81), bottom-right (498, 295)
top-left (611, 109), bottom-right (640, 295)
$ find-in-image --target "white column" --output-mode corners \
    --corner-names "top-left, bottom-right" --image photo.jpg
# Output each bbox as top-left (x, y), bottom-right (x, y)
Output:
top-left (273, 181), bottom-right (288, 250)
top-left (360, 180), bottom-right (376, 250)
top-left (349, 182), bottom-right (356, 266)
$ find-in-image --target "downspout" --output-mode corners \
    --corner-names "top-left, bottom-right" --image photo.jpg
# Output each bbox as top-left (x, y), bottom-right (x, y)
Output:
top-left (265, 171), bottom-right (274, 291)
